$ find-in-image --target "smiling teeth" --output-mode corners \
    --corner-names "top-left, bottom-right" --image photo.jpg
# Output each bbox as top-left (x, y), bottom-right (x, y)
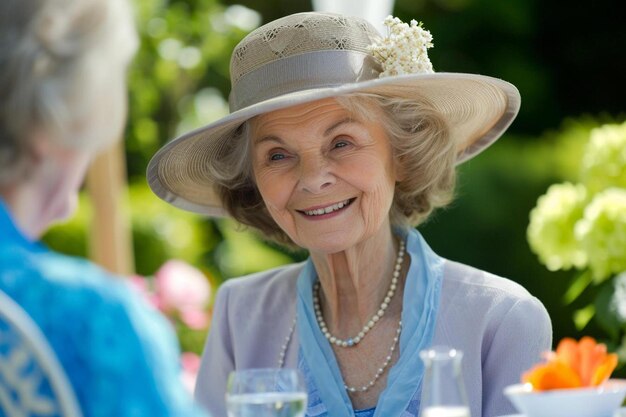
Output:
top-left (304, 200), bottom-right (350, 216)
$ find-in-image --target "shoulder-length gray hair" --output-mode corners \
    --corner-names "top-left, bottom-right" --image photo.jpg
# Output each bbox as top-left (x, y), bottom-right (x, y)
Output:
top-left (210, 93), bottom-right (457, 246)
top-left (0, 0), bottom-right (137, 186)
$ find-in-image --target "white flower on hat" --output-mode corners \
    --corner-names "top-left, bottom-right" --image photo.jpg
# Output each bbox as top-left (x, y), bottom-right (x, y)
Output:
top-left (368, 15), bottom-right (434, 77)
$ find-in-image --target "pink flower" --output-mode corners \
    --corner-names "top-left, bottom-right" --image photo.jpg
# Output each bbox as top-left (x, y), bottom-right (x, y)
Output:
top-left (179, 307), bottom-right (210, 330)
top-left (128, 275), bottom-right (160, 308)
top-left (155, 260), bottom-right (211, 312)
top-left (181, 351), bottom-right (202, 393)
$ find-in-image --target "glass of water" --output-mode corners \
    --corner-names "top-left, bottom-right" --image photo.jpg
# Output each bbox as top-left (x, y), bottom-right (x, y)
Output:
top-left (419, 346), bottom-right (471, 417)
top-left (226, 368), bottom-right (307, 417)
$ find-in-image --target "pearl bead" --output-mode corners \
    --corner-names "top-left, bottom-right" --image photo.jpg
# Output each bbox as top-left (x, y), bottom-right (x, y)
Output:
top-left (277, 317), bottom-right (297, 368)
top-left (343, 318), bottom-right (402, 394)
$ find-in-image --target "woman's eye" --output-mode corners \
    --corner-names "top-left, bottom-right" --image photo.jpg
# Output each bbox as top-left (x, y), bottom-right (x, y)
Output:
top-left (269, 152), bottom-right (286, 161)
top-left (333, 139), bottom-right (351, 149)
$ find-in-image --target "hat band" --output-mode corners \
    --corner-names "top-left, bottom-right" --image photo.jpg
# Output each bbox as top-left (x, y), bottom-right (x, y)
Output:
top-left (229, 50), bottom-right (382, 112)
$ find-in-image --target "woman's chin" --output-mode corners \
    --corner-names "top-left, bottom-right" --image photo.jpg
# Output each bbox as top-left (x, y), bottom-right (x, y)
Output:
top-left (296, 234), bottom-right (360, 255)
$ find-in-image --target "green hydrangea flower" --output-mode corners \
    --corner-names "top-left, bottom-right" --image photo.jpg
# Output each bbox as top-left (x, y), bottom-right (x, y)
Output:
top-left (575, 188), bottom-right (626, 282)
top-left (527, 182), bottom-right (588, 271)
top-left (581, 122), bottom-right (626, 193)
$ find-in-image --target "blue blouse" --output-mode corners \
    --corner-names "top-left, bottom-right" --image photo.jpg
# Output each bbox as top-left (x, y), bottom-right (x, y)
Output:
top-left (296, 228), bottom-right (443, 417)
top-left (0, 200), bottom-right (209, 417)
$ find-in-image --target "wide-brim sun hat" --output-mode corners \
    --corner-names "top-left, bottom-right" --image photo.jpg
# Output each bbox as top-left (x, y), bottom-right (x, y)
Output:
top-left (147, 12), bottom-right (521, 217)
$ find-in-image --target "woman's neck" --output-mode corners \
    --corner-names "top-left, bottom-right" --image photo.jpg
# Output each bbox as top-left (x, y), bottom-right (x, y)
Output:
top-left (1, 185), bottom-right (45, 240)
top-left (309, 225), bottom-right (401, 335)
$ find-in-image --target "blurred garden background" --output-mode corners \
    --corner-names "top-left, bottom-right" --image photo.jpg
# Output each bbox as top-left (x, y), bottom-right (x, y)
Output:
top-left (42, 0), bottom-right (626, 374)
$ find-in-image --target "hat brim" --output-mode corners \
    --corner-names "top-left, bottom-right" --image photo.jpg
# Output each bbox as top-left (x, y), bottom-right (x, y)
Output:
top-left (147, 72), bottom-right (520, 216)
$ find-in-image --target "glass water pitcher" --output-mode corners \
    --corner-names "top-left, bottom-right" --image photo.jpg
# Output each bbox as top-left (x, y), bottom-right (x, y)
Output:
top-left (419, 346), bottom-right (470, 417)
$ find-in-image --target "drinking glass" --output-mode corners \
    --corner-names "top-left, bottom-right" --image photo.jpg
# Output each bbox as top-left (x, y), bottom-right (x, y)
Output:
top-left (419, 346), bottom-right (471, 417)
top-left (225, 368), bottom-right (307, 417)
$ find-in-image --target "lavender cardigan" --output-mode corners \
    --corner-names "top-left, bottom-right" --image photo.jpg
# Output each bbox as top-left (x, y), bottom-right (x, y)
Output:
top-left (195, 259), bottom-right (552, 417)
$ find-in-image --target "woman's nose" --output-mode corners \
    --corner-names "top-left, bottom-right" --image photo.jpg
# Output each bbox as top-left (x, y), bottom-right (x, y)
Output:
top-left (297, 153), bottom-right (335, 193)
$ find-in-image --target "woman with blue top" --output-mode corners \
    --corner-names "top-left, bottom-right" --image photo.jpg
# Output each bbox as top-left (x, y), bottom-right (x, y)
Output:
top-left (0, 0), bottom-right (209, 415)
top-left (147, 12), bottom-right (553, 417)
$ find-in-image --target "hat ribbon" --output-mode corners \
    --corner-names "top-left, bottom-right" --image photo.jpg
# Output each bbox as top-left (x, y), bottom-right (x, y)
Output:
top-left (229, 50), bottom-right (382, 112)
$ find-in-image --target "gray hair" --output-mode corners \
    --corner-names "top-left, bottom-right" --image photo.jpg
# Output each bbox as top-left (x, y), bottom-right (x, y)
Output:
top-left (0, 0), bottom-right (138, 185)
top-left (209, 93), bottom-right (457, 246)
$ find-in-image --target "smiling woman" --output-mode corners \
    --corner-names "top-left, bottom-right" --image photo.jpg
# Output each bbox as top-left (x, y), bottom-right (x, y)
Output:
top-left (147, 12), bottom-right (553, 417)
top-left (250, 98), bottom-right (399, 253)
top-left (207, 93), bottom-right (455, 247)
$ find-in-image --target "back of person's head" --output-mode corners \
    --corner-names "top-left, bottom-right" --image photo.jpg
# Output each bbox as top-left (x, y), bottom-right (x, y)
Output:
top-left (0, 0), bottom-right (138, 186)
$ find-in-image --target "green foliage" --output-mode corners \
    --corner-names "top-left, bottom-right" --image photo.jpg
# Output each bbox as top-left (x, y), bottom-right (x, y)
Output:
top-left (418, 117), bottom-right (609, 350)
top-left (595, 281), bottom-right (622, 341)
top-left (528, 121), bottom-right (626, 283)
top-left (43, 195), bottom-right (91, 259)
top-left (127, 183), bottom-right (210, 275)
top-left (177, 320), bottom-right (210, 354)
top-left (125, 0), bottom-right (258, 180)
top-left (214, 219), bottom-right (295, 278)
top-left (525, 120), bottom-right (626, 366)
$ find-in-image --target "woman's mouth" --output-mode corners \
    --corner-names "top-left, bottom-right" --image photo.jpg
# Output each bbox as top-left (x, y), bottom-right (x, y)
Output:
top-left (299, 198), bottom-right (356, 217)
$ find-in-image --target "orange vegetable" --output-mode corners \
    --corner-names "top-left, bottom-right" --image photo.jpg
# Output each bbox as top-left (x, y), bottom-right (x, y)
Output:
top-left (522, 336), bottom-right (618, 391)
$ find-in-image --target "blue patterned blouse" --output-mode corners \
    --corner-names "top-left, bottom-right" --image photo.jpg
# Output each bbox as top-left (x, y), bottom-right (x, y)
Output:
top-left (0, 200), bottom-right (209, 417)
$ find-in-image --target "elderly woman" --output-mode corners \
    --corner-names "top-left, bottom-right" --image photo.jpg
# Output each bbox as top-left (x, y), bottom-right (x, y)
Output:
top-left (0, 0), bottom-right (209, 415)
top-left (147, 12), bottom-right (552, 417)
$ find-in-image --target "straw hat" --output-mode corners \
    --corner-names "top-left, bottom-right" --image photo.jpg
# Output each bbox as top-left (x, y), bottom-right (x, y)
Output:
top-left (147, 12), bottom-right (520, 216)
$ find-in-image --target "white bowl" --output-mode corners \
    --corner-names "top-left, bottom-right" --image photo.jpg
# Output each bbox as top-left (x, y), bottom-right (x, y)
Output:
top-left (504, 379), bottom-right (626, 417)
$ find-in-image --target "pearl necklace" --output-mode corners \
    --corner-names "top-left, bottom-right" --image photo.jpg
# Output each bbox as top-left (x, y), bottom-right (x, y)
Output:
top-left (277, 316), bottom-right (297, 368)
top-left (313, 239), bottom-right (405, 348)
top-left (277, 314), bottom-right (402, 393)
top-left (277, 238), bottom-right (407, 393)
top-left (345, 319), bottom-right (401, 393)
top-left (276, 315), bottom-right (403, 394)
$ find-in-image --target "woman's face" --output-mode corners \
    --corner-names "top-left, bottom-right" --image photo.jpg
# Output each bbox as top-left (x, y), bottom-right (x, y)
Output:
top-left (251, 98), bottom-right (401, 254)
